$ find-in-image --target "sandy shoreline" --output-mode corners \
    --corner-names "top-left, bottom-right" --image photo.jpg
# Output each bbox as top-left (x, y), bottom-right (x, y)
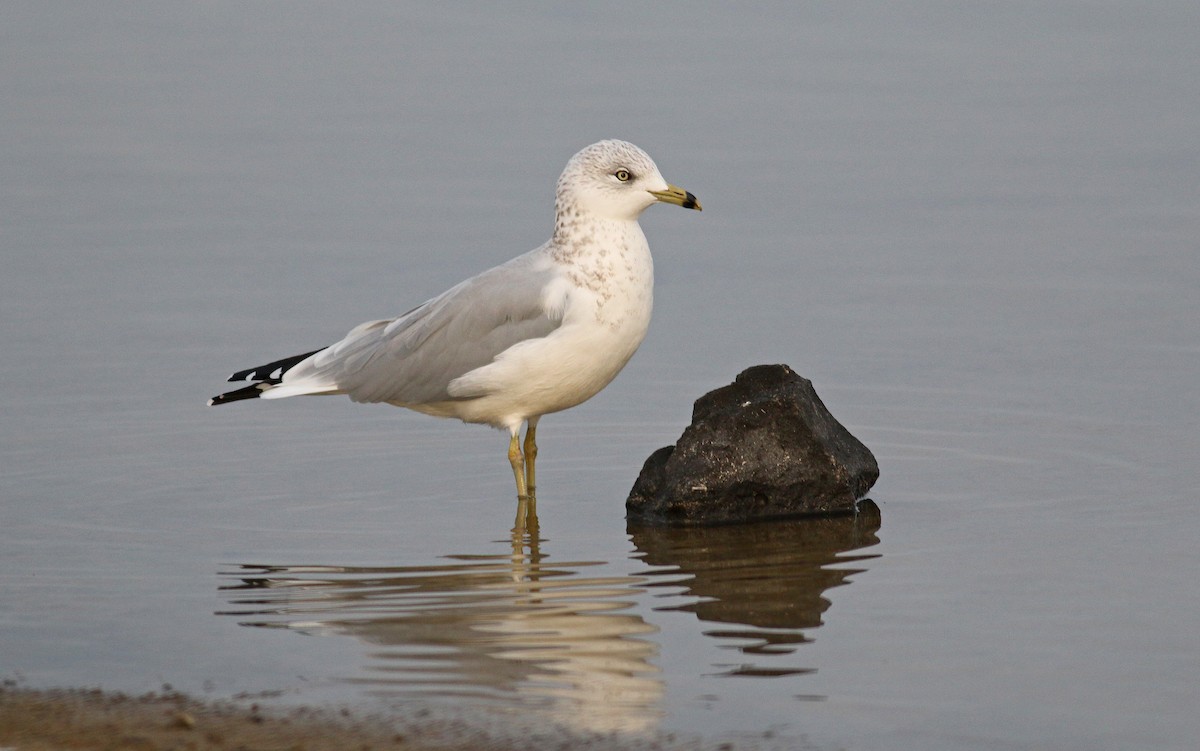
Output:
top-left (0, 685), bottom-right (419, 751)
top-left (0, 684), bottom-right (741, 751)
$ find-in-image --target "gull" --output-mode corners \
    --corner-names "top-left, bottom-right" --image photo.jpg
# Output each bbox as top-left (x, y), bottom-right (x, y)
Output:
top-left (209, 139), bottom-right (700, 505)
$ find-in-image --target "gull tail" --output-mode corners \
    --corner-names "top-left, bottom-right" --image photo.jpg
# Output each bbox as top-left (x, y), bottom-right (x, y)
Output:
top-left (209, 348), bottom-right (329, 406)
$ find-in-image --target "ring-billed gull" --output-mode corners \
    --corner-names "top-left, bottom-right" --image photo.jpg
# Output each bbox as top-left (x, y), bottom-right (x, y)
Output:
top-left (210, 139), bottom-right (700, 504)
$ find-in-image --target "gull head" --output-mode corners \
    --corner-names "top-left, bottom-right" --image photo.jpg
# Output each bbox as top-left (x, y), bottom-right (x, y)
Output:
top-left (556, 140), bottom-right (701, 223)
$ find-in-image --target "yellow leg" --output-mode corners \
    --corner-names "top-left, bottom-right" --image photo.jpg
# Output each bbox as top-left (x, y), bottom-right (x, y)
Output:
top-left (523, 418), bottom-right (539, 500)
top-left (508, 431), bottom-right (529, 502)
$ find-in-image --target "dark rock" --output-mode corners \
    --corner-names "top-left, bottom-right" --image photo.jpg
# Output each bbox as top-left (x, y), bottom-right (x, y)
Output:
top-left (626, 364), bottom-right (878, 525)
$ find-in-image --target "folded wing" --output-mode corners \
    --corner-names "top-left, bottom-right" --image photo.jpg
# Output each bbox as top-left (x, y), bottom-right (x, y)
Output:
top-left (268, 256), bottom-right (563, 406)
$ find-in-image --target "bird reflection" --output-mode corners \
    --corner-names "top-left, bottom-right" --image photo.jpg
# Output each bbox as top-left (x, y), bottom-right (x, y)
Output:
top-left (217, 500), bottom-right (880, 731)
top-left (628, 500), bottom-right (881, 678)
top-left (218, 506), bottom-right (662, 734)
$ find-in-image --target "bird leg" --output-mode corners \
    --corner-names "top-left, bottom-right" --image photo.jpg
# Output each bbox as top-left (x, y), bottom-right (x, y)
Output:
top-left (508, 431), bottom-right (530, 502)
top-left (510, 420), bottom-right (540, 533)
top-left (523, 418), bottom-right (539, 499)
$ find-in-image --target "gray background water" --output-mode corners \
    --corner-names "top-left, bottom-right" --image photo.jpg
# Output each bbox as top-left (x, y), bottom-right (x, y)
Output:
top-left (3, 3), bottom-right (1198, 749)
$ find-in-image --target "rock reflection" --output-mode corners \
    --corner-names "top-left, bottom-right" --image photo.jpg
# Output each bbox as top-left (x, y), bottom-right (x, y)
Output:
top-left (628, 500), bottom-right (881, 678)
top-left (218, 529), bottom-right (662, 734)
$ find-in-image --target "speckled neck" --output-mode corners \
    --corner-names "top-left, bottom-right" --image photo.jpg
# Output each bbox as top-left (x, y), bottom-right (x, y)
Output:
top-left (551, 195), bottom-right (585, 249)
top-left (548, 200), bottom-right (653, 326)
top-left (550, 197), bottom-right (643, 265)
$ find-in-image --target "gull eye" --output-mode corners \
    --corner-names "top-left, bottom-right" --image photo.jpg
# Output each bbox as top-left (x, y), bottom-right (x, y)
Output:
top-left (614, 168), bottom-right (632, 182)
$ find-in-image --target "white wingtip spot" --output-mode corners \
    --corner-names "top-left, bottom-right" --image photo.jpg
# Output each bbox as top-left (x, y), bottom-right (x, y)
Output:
top-left (269, 368), bottom-right (283, 380)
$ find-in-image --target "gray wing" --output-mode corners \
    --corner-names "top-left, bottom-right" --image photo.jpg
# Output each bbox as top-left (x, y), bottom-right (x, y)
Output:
top-left (283, 253), bottom-right (562, 405)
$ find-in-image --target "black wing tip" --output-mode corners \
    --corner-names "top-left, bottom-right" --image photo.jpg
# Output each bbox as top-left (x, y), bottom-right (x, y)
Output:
top-left (209, 383), bottom-right (270, 406)
top-left (214, 346), bottom-right (327, 405)
top-left (227, 348), bottom-right (326, 383)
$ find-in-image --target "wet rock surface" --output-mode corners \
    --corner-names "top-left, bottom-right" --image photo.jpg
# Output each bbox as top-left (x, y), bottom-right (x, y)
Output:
top-left (626, 365), bottom-right (879, 525)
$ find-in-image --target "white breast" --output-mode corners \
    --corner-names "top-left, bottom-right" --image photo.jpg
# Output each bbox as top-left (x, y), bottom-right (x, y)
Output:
top-left (445, 219), bottom-right (654, 430)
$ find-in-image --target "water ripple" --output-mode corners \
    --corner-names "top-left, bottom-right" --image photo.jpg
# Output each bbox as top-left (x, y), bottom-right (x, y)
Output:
top-left (217, 502), bottom-right (880, 736)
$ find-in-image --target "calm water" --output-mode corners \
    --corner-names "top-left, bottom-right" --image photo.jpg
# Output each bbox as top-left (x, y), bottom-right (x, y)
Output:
top-left (3, 4), bottom-right (1198, 750)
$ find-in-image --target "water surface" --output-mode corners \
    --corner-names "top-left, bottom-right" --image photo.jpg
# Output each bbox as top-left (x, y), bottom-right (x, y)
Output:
top-left (3, 4), bottom-right (1198, 750)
